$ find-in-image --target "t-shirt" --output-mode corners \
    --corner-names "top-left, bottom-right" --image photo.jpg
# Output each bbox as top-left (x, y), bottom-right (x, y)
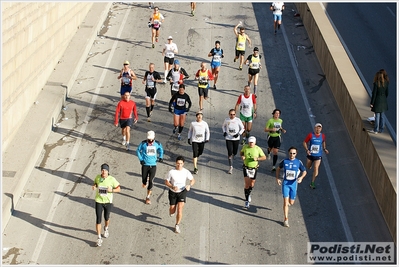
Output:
top-left (265, 118), bottom-right (283, 137)
top-left (94, 175), bottom-right (120, 204)
top-left (241, 145), bottom-right (265, 168)
top-left (166, 168), bottom-right (194, 193)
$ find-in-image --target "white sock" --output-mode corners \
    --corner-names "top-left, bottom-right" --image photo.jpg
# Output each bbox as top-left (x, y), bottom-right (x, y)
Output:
top-left (123, 135), bottom-right (126, 140)
top-left (164, 70), bottom-right (168, 80)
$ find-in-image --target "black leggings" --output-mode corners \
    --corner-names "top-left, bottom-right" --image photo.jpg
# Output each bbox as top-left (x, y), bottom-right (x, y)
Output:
top-left (95, 202), bottom-right (112, 224)
top-left (226, 139), bottom-right (240, 157)
top-left (142, 165), bottom-right (157, 190)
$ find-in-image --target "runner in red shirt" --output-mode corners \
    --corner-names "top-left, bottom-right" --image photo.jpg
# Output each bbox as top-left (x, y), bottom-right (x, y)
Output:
top-left (114, 92), bottom-right (138, 151)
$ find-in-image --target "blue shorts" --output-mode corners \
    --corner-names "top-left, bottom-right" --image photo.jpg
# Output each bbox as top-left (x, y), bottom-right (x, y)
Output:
top-left (273, 14), bottom-right (282, 21)
top-left (282, 179), bottom-right (297, 200)
top-left (120, 85), bottom-right (132, 95)
top-left (119, 118), bottom-right (133, 128)
top-left (174, 108), bottom-right (186, 116)
top-left (211, 61), bottom-right (221, 69)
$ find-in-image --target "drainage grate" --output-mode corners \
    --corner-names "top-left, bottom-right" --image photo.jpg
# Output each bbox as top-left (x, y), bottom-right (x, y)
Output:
top-left (3, 171), bottom-right (16, 178)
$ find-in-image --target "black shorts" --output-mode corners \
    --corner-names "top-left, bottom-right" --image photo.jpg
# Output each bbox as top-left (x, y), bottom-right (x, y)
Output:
top-left (151, 24), bottom-right (161, 30)
top-left (145, 86), bottom-right (157, 99)
top-left (198, 87), bottom-right (209, 98)
top-left (95, 202), bottom-right (112, 224)
top-left (168, 189), bottom-right (188, 205)
top-left (248, 68), bottom-right (260, 76)
top-left (164, 56), bottom-right (174, 65)
top-left (307, 155), bottom-right (322, 161)
top-left (120, 118), bottom-right (133, 128)
top-left (242, 166), bottom-right (258, 180)
top-left (192, 142), bottom-right (205, 158)
top-left (267, 135), bottom-right (281, 149)
top-left (235, 49), bottom-right (245, 57)
top-left (120, 85), bottom-right (132, 95)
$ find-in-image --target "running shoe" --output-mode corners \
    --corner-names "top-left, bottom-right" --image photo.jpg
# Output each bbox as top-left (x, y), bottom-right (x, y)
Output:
top-left (145, 197), bottom-right (151, 204)
top-left (194, 168), bottom-right (198, 174)
top-left (96, 238), bottom-right (103, 247)
top-left (271, 166), bottom-right (276, 172)
top-left (283, 220), bottom-right (290, 227)
top-left (239, 66), bottom-right (242, 70)
top-left (170, 211), bottom-right (175, 217)
top-left (152, 43), bottom-right (155, 48)
top-left (310, 182), bottom-right (316, 189)
top-left (126, 143), bottom-right (130, 151)
top-left (213, 84), bottom-right (217, 90)
top-left (368, 130), bottom-right (378, 134)
top-left (241, 138), bottom-right (246, 145)
top-left (228, 166), bottom-right (233, 174)
top-left (274, 30), bottom-right (277, 35)
top-left (155, 37), bottom-right (158, 42)
top-left (234, 58), bottom-right (237, 63)
top-left (173, 126), bottom-right (177, 134)
top-left (266, 152), bottom-right (271, 160)
top-left (177, 134), bottom-right (182, 141)
top-left (175, 224), bottom-right (181, 234)
top-left (122, 139), bottom-right (126, 146)
top-left (191, 10), bottom-right (194, 16)
top-left (147, 117), bottom-right (151, 122)
top-left (103, 228), bottom-right (109, 238)
top-left (243, 201), bottom-right (250, 209)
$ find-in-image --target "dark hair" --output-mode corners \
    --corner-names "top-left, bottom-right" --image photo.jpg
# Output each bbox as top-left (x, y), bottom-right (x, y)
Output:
top-left (215, 40), bottom-right (220, 45)
top-left (179, 84), bottom-right (185, 89)
top-left (272, 108), bottom-right (281, 115)
top-left (288, 146), bottom-right (297, 153)
top-left (229, 108), bottom-right (235, 114)
top-left (176, 155), bottom-right (185, 162)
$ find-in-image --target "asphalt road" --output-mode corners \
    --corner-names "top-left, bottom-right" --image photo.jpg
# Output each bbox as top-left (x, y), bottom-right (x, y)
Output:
top-left (2, 2), bottom-right (395, 265)
top-left (324, 2), bottom-right (397, 141)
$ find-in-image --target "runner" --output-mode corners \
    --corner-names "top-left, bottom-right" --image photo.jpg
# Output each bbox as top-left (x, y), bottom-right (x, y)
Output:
top-left (165, 155), bottom-right (195, 234)
top-left (235, 85), bottom-right (257, 145)
top-left (114, 92), bottom-right (138, 151)
top-left (162, 36), bottom-right (178, 83)
top-left (168, 84), bottom-right (192, 141)
top-left (244, 47), bottom-right (262, 97)
top-left (190, 2), bottom-right (196, 16)
top-left (117, 60), bottom-right (137, 98)
top-left (136, 130), bottom-right (164, 204)
top-left (276, 146), bottom-right (306, 227)
top-left (233, 22), bottom-right (251, 70)
top-left (188, 111), bottom-right (210, 175)
top-left (142, 63), bottom-right (163, 122)
top-left (222, 109), bottom-right (245, 174)
top-left (240, 136), bottom-right (266, 209)
top-left (208, 40), bottom-right (224, 89)
top-left (166, 59), bottom-right (189, 96)
top-left (194, 62), bottom-right (214, 111)
top-left (149, 6), bottom-right (164, 48)
top-left (302, 123), bottom-right (329, 189)
top-left (264, 108), bottom-right (286, 171)
top-left (270, 2), bottom-right (285, 34)
top-left (92, 163), bottom-right (121, 247)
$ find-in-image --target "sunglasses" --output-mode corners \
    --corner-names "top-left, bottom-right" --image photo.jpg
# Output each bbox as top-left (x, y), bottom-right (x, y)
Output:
top-left (289, 152), bottom-right (296, 155)
top-left (229, 113), bottom-right (236, 115)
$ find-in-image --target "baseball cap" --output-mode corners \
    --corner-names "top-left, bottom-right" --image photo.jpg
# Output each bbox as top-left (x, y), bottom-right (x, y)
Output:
top-left (196, 111), bottom-right (203, 116)
top-left (147, 130), bottom-right (155, 140)
top-left (315, 123), bottom-right (322, 128)
top-left (123, 60), bottom-right (130, 65)
top-left (167, 36), bottom-right (173, 40)
top-left (248, 136), bottom-right (256, 143)
top-left (101, 163), bottom-right (110, 172)
top-left (174, 59), bottom-right (180, 65)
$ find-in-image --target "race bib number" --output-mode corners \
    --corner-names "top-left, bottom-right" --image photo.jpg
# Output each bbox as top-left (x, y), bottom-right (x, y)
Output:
top-left (176, 98), bottom-right (185, 106)
top-left (122, 76), bottom-right (131, 85)
top-left (238, 42), bottom-right (245, 48)
top-left (285, 170), bottom-right (296, 180)
top-left (172, 84), bottom-right (179, 90)
top-left (146, 146), bottom-right (156, 156)
top-left (154, 20), bottom-right (159, 25)
top-left (146, 75), bottom-right (154, 87)
top-left (228, 128), bottom-right (236, 134)
top-left (310, 144), bottom-right (320, 154)
top-left (246, 168), bottom-right (255, 178)
top-left (98, 186), bottom-right (108, 196)
top-left (166, 52), bottom-right (173, 58)
top-left (195, 133), bottom-right (203, 141)
top-left (213, 55), bottom-right (221, 62)
top-left (250, 62), bottom-right (259, 69)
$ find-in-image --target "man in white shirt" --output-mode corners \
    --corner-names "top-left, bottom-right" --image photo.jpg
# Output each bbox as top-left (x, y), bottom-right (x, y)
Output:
top-left (165, 156), bottom-right (195, 234)
top-left (270, 2), bottom-right (285, 34)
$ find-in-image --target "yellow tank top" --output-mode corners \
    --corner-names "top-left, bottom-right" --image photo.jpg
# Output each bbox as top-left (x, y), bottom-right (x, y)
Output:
top-left (236, 34), bottom-right (246, 51)
top-left (249, 55), bottom-right (260, 69)
top-left (152, 13), bottom-right (161, 25)
top-left (198, 70), bottom-right (209, 88)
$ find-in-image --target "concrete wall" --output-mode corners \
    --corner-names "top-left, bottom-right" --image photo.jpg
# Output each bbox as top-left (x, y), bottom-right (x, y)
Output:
top-left (295, 3), bottom-right (396, 242)
top-left (2, 2), bottom-right (93, 152)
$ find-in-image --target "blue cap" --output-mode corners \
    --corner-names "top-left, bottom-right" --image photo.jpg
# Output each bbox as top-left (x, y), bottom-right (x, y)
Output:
top-left (174, 59), bottom-right (180, 65)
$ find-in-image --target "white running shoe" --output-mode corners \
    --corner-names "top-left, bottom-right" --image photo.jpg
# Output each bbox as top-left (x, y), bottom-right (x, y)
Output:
top-left (228, 166), bottom-right (233, 174)
top-left (284, 220), bottom-right (290, 227)
top-left (96, 238), bottom-right (103, 247)
top-left (122, 136), bottom-right (126, 146)
top-left (103, 228), bottom-right (109, 238)
top-left (244, 201), bottom-right (250, 209)
top-left (175, 224), bottom-right (181, 234)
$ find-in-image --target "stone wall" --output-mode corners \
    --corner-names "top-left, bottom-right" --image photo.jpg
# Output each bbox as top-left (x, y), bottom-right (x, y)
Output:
top-left (2, 2), bottom-right (93, 151)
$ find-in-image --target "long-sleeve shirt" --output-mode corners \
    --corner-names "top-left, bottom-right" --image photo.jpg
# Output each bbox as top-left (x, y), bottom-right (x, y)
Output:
top-left (114, 100), bottom-right (138, 125)
top-left (188, 120), bottom-right (210, 143)
top-left (136, 140), bottom-right (164, 166)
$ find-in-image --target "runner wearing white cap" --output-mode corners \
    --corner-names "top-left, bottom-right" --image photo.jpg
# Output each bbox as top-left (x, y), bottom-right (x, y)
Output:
top-left (162, 36), bottom-right (178, 83)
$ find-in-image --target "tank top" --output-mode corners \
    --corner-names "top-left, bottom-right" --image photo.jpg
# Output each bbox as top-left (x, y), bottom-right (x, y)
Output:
top-left (236, 34), bottom-right (246, 51)
top-left (198, 69), bottom-right (209, 88)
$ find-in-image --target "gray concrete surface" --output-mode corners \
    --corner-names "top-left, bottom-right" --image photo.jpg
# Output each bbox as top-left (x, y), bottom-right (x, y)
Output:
top-left (2, 2), bottom-right (395, 265)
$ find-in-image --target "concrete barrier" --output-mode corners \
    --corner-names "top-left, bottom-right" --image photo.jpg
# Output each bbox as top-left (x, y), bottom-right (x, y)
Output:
top-left (295, 3), bottom-right (396, 242)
